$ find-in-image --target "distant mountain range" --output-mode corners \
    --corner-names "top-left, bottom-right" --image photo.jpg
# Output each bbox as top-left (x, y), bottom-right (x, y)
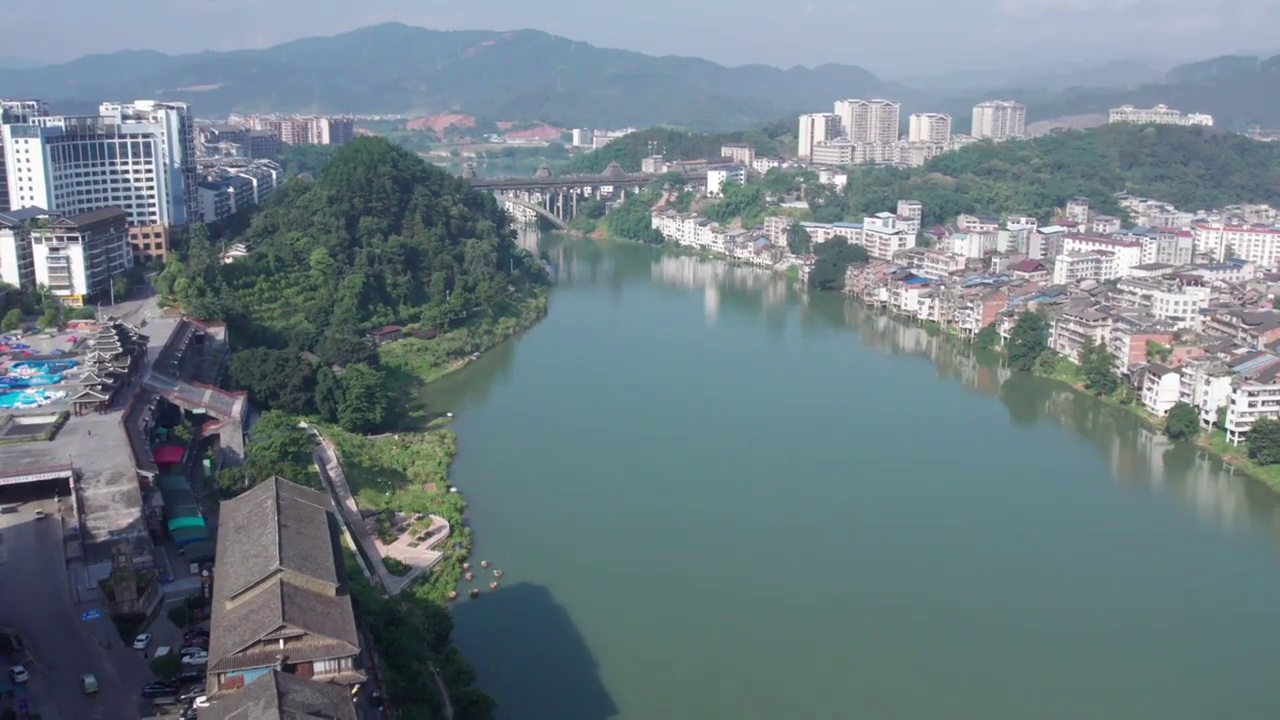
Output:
top-left (0, 56), bottom-right (43, 70)
top-left (0, 23), bottom-right (1277, 130)
top-left (900, 57), bottom-right (1175, 95)
top-left (0, 23), bottom-right (897, 130)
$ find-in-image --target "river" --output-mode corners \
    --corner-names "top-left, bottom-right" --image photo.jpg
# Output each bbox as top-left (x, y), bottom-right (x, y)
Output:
top-left (423, 233), bottom-right (1280, 720)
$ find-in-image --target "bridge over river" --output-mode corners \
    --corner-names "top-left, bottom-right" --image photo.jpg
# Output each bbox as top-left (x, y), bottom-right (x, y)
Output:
top-left (459, 161), bottom-right (704, 229)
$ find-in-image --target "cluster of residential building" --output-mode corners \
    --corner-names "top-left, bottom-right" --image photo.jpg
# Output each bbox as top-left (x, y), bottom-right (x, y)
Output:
top-left (649, 152), bottom-right (1280, 447)
top-left (1108, 104), bottom-right (1214, 127)
top-left (796, 99), bottom-right (1025, 168)
top-left (649, 198), bottom-right (925, 269)
top-left (0, 98), bottom-right (290, 302)
top-left (225, 113), bottom-right (355, 147)
top-left (195, 158), bottom-right (283, 229)
top-left (831, 194), bottom-right (1280, 447)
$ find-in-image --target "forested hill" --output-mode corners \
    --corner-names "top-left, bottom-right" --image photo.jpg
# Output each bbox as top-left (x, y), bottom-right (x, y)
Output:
top-left (564, 122), bottom-right (793, 173)
top-left (156, 136), bottom-right (544, 350)
top-left (801, 124), bottom-right (1280, 227)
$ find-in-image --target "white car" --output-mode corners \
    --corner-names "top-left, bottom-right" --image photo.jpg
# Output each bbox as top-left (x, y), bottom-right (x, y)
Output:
top-left (132, 633), bottom-right (153, 650)
top-left (191, 696), bottom-right (210, 708)
top-left (180, 651), bottom-right (208, 666)
top-left (8, 665), bottom-right (29, 683)
top-left (33, 509), bottom-right (47, 520)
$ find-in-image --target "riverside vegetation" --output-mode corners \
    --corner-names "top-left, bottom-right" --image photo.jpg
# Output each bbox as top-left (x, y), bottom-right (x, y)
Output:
top-left (157, 136), bottom-right (549, 719)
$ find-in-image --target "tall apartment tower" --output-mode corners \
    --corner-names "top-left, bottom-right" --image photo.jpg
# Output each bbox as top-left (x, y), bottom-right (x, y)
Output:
top-left (797, 112), bottom-right (841, 159)
top-left (0, 100), bottom-right (51, 212)
top-left (834, 99), bottom-right (901, 144)
top-left (971, 101), bottom-right (1026, 140)
top-left (0, 100), bottom-right (196, 261)
top-left (907, 113), bottom-right (952, 143)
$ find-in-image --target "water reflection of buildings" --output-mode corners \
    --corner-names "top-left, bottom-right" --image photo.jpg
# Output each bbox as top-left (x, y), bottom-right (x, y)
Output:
top-left (515, 223), bottom-right (541, 253)
top-left (842, 301), bottom-right (1278, 535)
top-left (532, 234), bottom-right (1278, 536)
top-left (649, 254), bottom-right (789, 326)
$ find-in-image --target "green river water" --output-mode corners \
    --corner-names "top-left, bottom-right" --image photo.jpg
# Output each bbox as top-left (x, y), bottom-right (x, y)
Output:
top-left (424, 234), bottom-right (1280, 720)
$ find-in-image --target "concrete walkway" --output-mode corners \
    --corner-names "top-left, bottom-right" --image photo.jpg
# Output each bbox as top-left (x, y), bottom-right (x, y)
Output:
top-left (313, 434), bottom-right (395, 593)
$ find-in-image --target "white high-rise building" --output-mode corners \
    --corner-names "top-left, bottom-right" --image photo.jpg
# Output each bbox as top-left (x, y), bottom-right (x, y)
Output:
top-left (834, 99), bottom-right (900, 144)
top-left (0, 100), bottom-right (50, 213)
top-left (907, 113), bottom-right (952, 143)
top-left (0, 100), bottom-right (196, 262)
top-left (797, 112), bottom-right (840, 159)
top-left (971, 100), bottom-right (1026, 140)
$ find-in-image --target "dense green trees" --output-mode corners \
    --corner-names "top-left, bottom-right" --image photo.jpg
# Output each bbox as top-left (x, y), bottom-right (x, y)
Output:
top-left (336, 364), bottom-right (388, 433)
top-left (161, 137), bottom-right (543, 436)
top-left (974, 323), bottom-right (1000, 349)
top-left (1007, 312), bottom-right (1049, 372)
top-left (807, 239), bottom-right (869, 291)
top-left (1079, 340), bottom-right (1120, 396)
top-left (704, 181), bottom-right (764, 225)
top-left (786, 224), bottom-right (812, 256)
top-left (0, 308), bottom-right (20, 332)
top-left (216, 410), bottom-right (320, 499)
top-left (829, 125), bottom-right (1280, 227)
top-left (227, 349), bottom-right (317, 415)
top-left (1165, 403), bottom-right (1201, 440)
top-left (1247, 418), bottom-right (1280, 465)
top-left (605, 194), bottom-right (664, 244)
top-left (565, 126), bottom-right (790, 173)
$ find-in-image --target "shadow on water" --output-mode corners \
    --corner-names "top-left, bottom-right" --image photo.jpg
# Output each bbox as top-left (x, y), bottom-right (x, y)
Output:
top-left (452, 582), bottom-right (618, 720)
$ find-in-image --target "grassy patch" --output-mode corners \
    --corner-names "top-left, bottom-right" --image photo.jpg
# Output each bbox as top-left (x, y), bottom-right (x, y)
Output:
top-left (379, 290), bottom-right (547, 428)
top-left (382, 557), bottom-right (412, 576)
top-left (1203, 429), bottom-right (1280, 490)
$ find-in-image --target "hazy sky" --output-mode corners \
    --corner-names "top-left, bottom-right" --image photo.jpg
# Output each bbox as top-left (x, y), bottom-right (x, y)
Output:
top-left (4, 0), bottom-right (1278, 77)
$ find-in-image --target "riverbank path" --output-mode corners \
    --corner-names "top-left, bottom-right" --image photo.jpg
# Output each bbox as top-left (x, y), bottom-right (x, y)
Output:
top-left (312, 432), bottom-right (397, 593)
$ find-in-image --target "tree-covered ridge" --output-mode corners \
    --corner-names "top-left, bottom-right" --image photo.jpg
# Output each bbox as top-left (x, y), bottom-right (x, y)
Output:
top-left (161, 136), bottom-right (544, 350)
top-left (832, 125), bottom-right (1280, 227)
top-left (564, 124), bottom-right (793, 174)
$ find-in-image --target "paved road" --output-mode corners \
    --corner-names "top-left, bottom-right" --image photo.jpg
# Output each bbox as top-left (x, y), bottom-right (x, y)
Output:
top-left (0, 496), bottom-right (149, 719)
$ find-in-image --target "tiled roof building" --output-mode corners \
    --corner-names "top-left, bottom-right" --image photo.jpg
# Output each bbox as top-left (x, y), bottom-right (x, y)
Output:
top-left (207, 477), bottom-right (364, 699)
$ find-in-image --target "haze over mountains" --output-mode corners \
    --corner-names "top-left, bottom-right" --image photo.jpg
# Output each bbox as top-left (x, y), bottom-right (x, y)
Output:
top-left (0, 23), bottom-right (1276, 131)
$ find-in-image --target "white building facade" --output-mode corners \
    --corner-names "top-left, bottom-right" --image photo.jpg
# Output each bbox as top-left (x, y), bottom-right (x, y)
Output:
top-left (971, 101), bottom-right (1026, 140)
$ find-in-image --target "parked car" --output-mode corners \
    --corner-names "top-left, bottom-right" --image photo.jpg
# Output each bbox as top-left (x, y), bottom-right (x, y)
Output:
top-left (141, 681), bottom-right (179, 698)
top-left (33, 509), bottom-right (47, 520)
top-left (179, 685), bottom-right (206, 701)
top-left (8, 665), bottom-right (29, 683)
top-left (81, 674), bottom-right (98, 694)
top-left (189, 695), bottom-right (210, 708)
top-left (183, 631), bottom-right (209, 644)
top-left (133, 633), bottom-right (153, 650)
top-left (180, 651), bottom-right (208, 666)
top-left (178, 669), bottom-right (204, 684)
top-left (179, 645), bottom-right (206, 656)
